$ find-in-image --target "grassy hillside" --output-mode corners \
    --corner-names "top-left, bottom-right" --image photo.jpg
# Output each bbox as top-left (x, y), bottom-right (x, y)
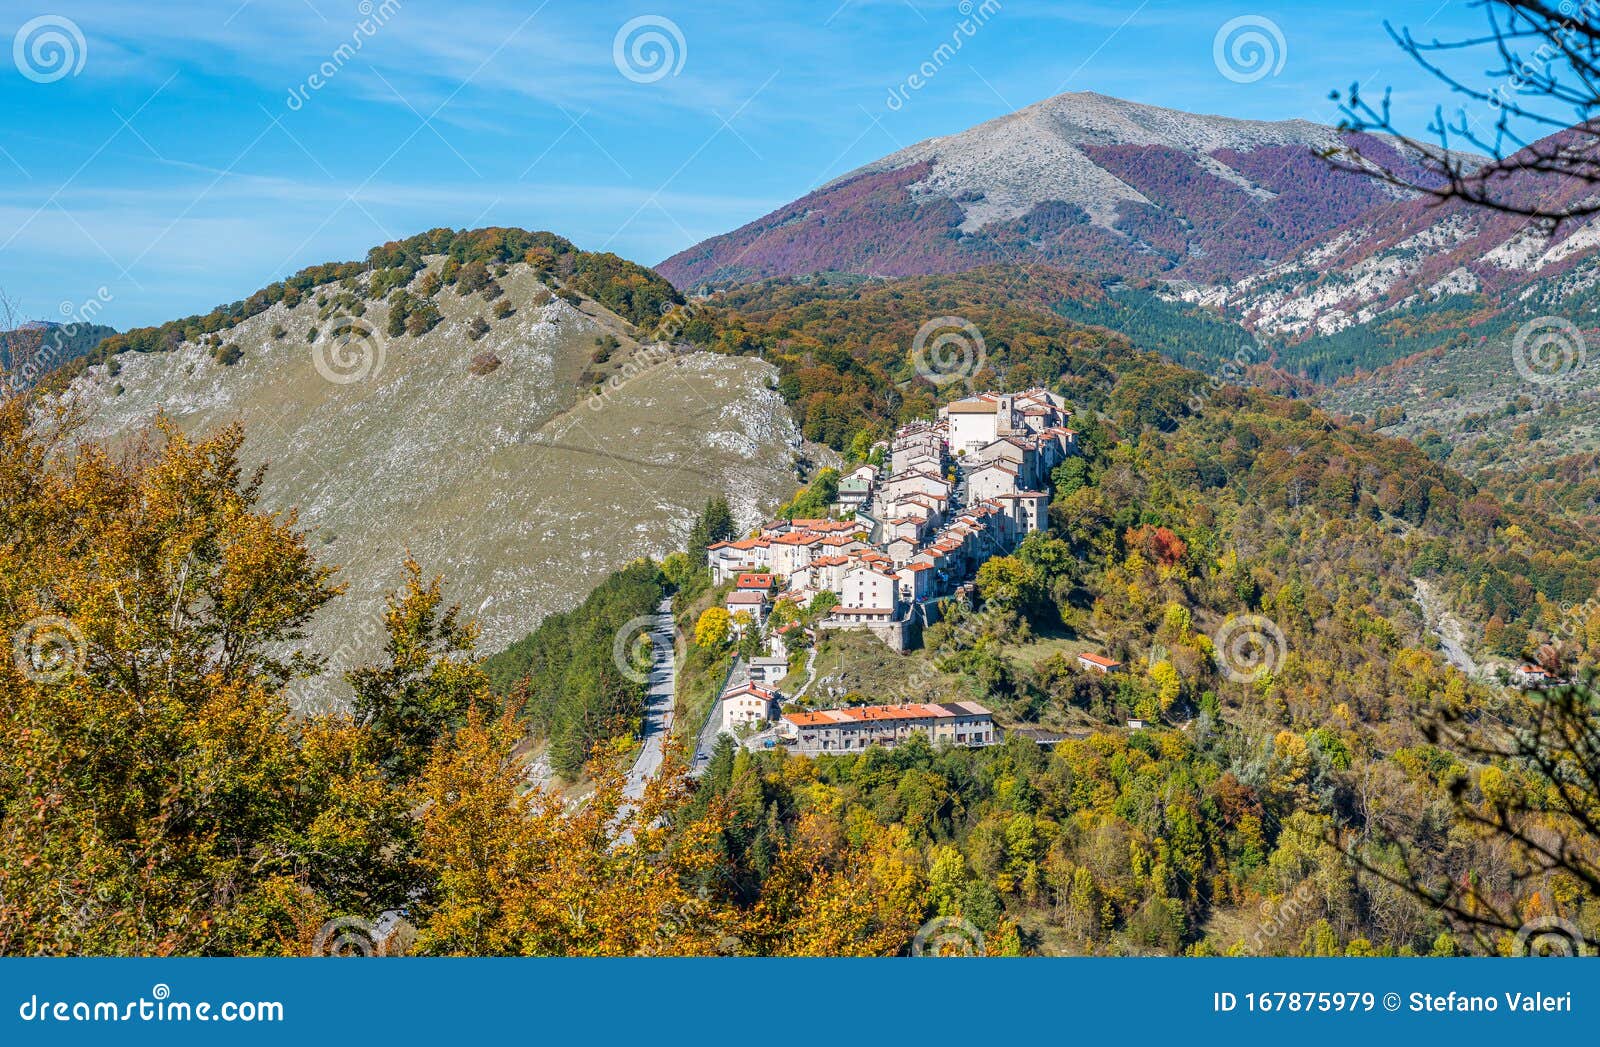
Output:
top-left (59, 248), bottom-right (803, 708)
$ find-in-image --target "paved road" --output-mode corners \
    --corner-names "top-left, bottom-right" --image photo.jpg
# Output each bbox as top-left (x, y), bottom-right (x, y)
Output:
top-left (623, 597), bottom-right (677, 802)
top-left (691, 656), bottom-right (741, 775)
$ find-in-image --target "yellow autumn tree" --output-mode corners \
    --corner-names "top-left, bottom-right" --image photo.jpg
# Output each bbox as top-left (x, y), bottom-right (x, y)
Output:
top-left (0, 416), bottom-right (347, 954)
top-left (414, 725), bottom-right (734, 955)
top-left (740, 812), bottom-right (926, 956)
top-left (695, 606), bottom-right (731, 649)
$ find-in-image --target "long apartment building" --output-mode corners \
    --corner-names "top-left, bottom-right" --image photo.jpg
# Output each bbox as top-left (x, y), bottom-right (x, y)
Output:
top-left (780, 701), bottom-right (997, 753)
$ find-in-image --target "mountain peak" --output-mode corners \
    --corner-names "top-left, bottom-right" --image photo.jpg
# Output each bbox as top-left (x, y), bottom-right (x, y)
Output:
top-left (658, 92), bottom-right (1408, 290)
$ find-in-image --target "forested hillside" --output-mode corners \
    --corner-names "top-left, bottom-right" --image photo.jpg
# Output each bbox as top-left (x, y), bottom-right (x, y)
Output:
top-left (470, 269), bottom-right (1600, 955)
top-left (484, 560), bottom-right (664, 777)
top-left (0, 320), bottom-right (117, 389)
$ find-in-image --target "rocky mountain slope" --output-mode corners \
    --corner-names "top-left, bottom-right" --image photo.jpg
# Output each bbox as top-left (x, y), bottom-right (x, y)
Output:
top-left (58, 236), bottom-right (806, 705)
top-left (1190, 126), bottom-right (1600, 486)
top-left (659, 91), bottom-right (1433, 289)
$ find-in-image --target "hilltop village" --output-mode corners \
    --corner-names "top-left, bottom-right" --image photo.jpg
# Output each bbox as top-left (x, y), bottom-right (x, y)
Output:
top-left (699, 388), bottom-right (1083, 755)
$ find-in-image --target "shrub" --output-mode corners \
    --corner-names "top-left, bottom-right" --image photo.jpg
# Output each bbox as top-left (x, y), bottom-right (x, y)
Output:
top-left (405, 308), bottom-right (440, 337)
top-left (468, 351), bottom-right (502, 376)
top-left (457, 260), bottom-right (490, 294)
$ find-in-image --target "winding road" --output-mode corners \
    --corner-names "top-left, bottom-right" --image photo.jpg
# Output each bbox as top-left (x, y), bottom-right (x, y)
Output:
top-left (623, 597), bottom-right (678, 802)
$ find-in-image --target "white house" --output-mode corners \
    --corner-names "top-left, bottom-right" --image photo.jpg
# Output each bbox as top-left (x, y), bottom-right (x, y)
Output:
top-left (968, 461), bottom-right (1020, 502)
top-left (721, 681), bottom-right (779, 734)
top-left (767, 531), bottom-right (823, 578)
top-left (708, 537), bottom-right (771, 583)
top-left (896, 562), bottom-right (935, 603)
top-left (1078, 652), bottom-right (1121, 674)
top-left (1513, 665), bottom-right (1556, 687)
top-left (840, 563), bottom-right (902, 616)
top-left (770, 621), bottom-right (807, 660)
top-left (945, 398), bottom-right (1001, 452)
top-left (749, 656), bottom-right (789, 687)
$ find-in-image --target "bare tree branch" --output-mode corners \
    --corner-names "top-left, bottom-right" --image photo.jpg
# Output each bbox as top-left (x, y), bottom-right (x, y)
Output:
top-left (1330, 1), bottom-right (1600, 223)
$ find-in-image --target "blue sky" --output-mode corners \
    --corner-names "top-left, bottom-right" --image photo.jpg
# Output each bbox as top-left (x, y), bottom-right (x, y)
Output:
top-left (1, 0), bottom-right (1489, 329)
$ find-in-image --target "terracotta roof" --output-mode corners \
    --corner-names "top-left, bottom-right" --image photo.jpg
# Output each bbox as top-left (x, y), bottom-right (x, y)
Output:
top-left (947, 400), bottom-right (998, 414)
top-left (726, 591), bottom-right (767, 605)
top-left (784, 701), bottom-right (991, 727)
top-left (723, 682), bottom-right (777, 701)
top-left (736, 573), bottom-right (774, 588)
top-left (1078, 652), bottom-right (1121, 668)
top-left (771, 532), bottom-right (823, 546)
